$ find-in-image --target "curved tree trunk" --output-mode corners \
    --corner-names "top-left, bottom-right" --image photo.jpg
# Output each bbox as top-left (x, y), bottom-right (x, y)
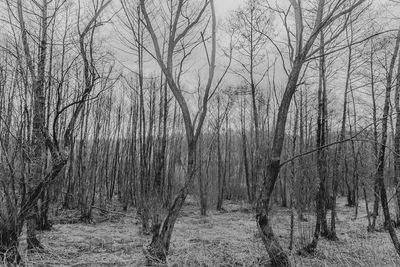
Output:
top-left (14, 0), bottom-right (111, 252)
top-left (145, 141), bottom-right (197, 263)
top-left (140, 0), bottom-right (217, 263)
top-left (256, 58), bottom-right (303, 267)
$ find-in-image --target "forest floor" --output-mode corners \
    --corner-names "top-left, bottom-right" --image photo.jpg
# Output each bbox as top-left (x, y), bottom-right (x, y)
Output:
top-left (20, 197), bottom-right (400, 266)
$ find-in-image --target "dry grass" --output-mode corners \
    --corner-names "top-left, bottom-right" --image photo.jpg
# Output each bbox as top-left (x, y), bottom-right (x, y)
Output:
top-left (18, 197), bottom-right (400, 266)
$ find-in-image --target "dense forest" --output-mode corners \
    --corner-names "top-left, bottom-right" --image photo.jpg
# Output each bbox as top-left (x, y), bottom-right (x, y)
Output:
top-left (2, 0), bottom-right (400, 266)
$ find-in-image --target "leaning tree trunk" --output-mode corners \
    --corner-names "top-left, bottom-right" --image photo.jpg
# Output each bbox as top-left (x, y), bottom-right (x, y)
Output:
top-left (140, 0), bottom-right (217, 263)
top-left (145, 141), bottom-right (197, 263)
top-left (257, 161), bottom-right (291, 267)
top-left (256, 58), bottom-right (303, 267)
top-left (15, 0), bottom-right (112, 253)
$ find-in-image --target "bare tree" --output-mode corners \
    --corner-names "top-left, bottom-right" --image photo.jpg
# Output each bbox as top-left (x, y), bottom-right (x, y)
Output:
top-left (394, 28), bottom-right (400, 227)
top-left (228, 0), bottom-right (273, 202)
top-left (255, 1), bottom-right (367, 265)
top-left (374, 25), bottom-right (400, 256)
top-left (0, 0), bottom-right (112, 263)
top-left (139, 0), bottom-right (217, 263)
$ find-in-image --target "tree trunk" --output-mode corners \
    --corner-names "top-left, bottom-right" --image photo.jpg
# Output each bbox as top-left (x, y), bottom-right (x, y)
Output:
top-left (256, 57), bottom-right (303, 267)
top-left (297, 91), bottom-right (306, 220)
top-left (394, 32), bottom-right (400, 226)
top-left (36, 189), bottom-right (52, 231)
top-left (217, 95), bottom-right (224, 211)
top-left (25, 0), bottom-right (48, 250)
top-left (241, 97), bottom-right (252, 202)
top-left (370, 41), bottom-right (380, 231)
top-left (332, 22), bottom-right (353, 237)
top-left (374, 26), bottom-right (400, 256)
top-left (314, 31), bottom-right (331, 244)
top-left (198, 133), bottom-right (209, 216)
top-left (145, 141), bottom-right (197, 263)
top-left (289, 99), bottom-right (299, 250)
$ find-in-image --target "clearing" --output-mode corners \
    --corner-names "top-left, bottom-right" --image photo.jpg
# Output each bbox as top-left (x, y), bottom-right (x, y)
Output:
top-left (20, 197), bottom-right (400, 266)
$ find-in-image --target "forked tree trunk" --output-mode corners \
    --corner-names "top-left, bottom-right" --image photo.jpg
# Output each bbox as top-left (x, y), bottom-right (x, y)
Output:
top-left (14, 0), bottom-right (111, 252)
top-left (140, 0), bottom-right (216, 263)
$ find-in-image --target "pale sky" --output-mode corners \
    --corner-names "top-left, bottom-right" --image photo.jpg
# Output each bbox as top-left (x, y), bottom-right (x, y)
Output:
top-left (111, 0), bottom-right (247, 80)
top-left (214, 0), bottom-right (243, 19)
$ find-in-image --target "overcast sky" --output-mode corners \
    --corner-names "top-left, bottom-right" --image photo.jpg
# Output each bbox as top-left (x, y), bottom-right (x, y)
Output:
top-left (215, 0), bottom-right (243, 19)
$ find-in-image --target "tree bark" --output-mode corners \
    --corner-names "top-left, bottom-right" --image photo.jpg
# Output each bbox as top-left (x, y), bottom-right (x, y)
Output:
top-left (256, 57), bottom-right (303, 266)
top-left (370, 40), bottom-right (380, 231)
top-left (375, 26), bottom-right (400, 256)
top-left (145, 141), bottom-right (197, 263)
top-left (140, 0), bottom-right (217, 262)
top-left (394, 33), bottom-right (400, 226)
